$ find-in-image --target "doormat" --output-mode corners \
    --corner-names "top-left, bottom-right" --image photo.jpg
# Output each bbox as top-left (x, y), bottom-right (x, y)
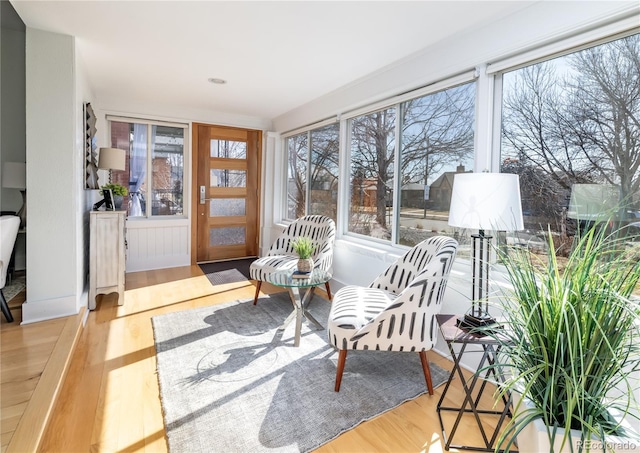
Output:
top-left (199, 258), bottom-right (255, 286)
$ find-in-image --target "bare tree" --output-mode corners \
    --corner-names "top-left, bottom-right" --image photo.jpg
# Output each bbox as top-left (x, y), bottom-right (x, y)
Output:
top-left (563, 34), bottom-right (640, 207)
top-left (349, 83), bottom-right (476, 237)
top-left (287, 134), bottom-right (307, 219)
top-left (400, 83), bottom-right (475, 185)
top-left (350, 108), bottom-right (396, 234)
top-left (310, 124), bottom-right (339, 219)
top-left (502, 34), bottom-right (640, 223)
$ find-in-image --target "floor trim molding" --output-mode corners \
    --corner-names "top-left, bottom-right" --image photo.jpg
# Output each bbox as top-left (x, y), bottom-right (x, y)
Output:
top-left (6, 307), bottom-right (85, 453)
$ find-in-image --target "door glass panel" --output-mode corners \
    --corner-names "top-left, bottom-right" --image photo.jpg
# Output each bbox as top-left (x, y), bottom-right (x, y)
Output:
top-left (210, 169), bottom-right (247, 187)
top-left (210, 140), bottom-right (247, 159)
top-left (209, 226), bottom-right (246, 246)
top-left (209, 198), bottom-right (246, 217)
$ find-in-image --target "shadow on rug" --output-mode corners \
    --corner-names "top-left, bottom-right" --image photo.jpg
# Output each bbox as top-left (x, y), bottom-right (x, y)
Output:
top-left (152, 293), bottom-right (449, 453)
top-left (199, 258), bottom-right (255, 286)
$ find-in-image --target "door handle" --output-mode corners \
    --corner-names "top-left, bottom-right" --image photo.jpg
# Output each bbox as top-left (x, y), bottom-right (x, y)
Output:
top-left (200, 185), bottom-right (207, 204)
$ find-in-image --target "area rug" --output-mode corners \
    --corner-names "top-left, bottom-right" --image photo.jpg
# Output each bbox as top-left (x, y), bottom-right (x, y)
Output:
top-left (3, 275), bottom-right (25, 304)
top-left (152, 293), bottom-right (449, 453)
top-left (199, 258), bottom-right (255, 286)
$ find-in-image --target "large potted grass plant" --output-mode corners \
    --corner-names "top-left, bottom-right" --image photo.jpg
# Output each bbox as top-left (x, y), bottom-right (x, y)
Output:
top-left (491, 223), bottom-right (640, 452)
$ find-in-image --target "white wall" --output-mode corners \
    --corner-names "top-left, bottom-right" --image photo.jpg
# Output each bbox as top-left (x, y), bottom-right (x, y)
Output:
top-left (22, 28), bottom-right (84, 323)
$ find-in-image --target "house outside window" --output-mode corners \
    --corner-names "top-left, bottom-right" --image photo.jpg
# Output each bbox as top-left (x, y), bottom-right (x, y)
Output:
top-left (109, 119), bottom-right (187, 218)
top-left (500, 32), bottom-right (640, 255)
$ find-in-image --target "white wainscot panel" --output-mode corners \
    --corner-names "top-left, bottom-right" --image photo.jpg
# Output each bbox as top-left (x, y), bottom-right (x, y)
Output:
top-left (125, 219), bottom-right (190, 272)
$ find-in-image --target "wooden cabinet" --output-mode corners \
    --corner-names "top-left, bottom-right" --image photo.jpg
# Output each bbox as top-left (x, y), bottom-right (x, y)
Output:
top-left (89, 210), bottom-right (126, 310)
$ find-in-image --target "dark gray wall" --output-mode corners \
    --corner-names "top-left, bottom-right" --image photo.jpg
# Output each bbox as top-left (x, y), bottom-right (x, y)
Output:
top-left (1, 0), bottom-right (26, 268)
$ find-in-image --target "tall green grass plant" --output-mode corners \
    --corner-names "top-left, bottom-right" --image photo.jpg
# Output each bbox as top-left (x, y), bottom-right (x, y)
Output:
top-left (492, 224), bottom-right (640, 452)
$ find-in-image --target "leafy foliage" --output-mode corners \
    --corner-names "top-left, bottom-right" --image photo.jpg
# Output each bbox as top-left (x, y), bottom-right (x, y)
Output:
top-left (492, 223), bottom-right (640, 451)
top-left (291, 236), bottom-right (316, 259)
top-left (101, 183), bottom-right (128, 196)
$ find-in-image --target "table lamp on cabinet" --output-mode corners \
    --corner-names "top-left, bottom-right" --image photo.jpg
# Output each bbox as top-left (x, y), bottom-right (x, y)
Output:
top-left (94, 147), bottom-right (126, 210)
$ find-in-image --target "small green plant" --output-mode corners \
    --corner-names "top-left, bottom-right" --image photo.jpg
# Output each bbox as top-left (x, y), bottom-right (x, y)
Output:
top-left (101, 183), bottom-right (128, 196)
top-left (291, 236), bottom-right (316, 259)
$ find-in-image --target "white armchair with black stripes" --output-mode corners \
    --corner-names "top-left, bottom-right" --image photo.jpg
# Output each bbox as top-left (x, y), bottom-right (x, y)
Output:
top-left (327, 236), bottom-right (458, 393)
top-left (249, 215), bottom-right (336, 305)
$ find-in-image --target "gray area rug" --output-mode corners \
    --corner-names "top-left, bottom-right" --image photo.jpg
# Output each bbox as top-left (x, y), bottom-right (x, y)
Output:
top-left (3, 275), bottom-right (25, 303)
top-left (152, 293), bottom-right (449, 453)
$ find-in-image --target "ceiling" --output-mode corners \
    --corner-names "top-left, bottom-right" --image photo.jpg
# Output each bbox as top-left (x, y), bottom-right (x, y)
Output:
top-left (10, 1), bottom-right (536, 121)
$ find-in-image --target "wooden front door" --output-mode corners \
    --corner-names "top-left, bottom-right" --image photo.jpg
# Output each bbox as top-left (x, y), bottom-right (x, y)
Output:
top-left (194, 123), bottom-right (261, 262)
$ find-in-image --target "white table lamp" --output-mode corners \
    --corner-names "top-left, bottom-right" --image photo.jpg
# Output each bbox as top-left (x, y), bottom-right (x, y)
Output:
top-left (448, 172), bottom-right (524, 327)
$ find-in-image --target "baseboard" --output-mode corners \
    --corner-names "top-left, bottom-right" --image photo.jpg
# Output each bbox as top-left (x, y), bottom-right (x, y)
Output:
top-left (6, 307), bottom-right (85, 453)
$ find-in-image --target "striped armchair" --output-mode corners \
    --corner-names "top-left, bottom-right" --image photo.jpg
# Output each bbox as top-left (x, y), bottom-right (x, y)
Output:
top-left (327, 236), bottom-right (458, 393)
top-left (250, 215), bottom-right (336, 304)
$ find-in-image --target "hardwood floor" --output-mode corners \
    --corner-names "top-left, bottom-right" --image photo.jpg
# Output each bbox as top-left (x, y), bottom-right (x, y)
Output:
top-left (1, 275), bottom-right (85, 453)
top-left (6, 266), bottom-right (513, 452)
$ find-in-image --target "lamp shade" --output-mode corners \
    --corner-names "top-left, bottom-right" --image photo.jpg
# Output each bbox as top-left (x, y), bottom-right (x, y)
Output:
top-left (2, 162), bottom-right (26, 189)
top-left (567, 184), bottom-right (620, 221)
top-left (98, 147), bottom-right (126, 171)
top-left (448, 173), bottom-right (524, 231)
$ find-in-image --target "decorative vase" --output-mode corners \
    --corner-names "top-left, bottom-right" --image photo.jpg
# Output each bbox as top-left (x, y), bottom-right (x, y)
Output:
top-left (297, 258), bottom-right (314, 273)
top-left (113, 195), bottom-right (124, 209)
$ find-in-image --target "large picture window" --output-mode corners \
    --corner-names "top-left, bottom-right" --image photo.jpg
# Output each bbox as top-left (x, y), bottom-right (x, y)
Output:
top-left (398, 82), bottom-right (475, 247)
top-left (500, 33), bottom-right (640, 253)
top-left (348, 108), bottom-right (396, 239)
top-left (346, 82), bottom-right (476, 244)
top-left (109, 119), bottom-right (187, 218)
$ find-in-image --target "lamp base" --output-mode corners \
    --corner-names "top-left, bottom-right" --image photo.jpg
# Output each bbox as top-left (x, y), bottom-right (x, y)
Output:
top-left (457, 314), bottom-right (497, 332)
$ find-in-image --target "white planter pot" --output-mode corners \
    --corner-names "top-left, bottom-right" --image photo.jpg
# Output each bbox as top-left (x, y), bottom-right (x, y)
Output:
top-left (516, 399), bottom-right (640, 453)
top-left (518, 416), bottom-right (583, 453)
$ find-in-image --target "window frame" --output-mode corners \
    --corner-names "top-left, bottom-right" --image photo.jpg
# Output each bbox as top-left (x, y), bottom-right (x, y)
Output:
top-left (339, 73), bottom-right (479, 247)
top-left (106, 115), bottom-right (190, 220)
top-left (277, 21), bottom-right (640, 256)
top-left (282, 118), bottom-right (340, 222)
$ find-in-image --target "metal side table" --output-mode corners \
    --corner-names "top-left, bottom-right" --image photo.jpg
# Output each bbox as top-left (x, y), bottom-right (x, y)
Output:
top-left (435, 314), bottom-right (514, 452)
top-left (266, 268), bottom-right (331, 347)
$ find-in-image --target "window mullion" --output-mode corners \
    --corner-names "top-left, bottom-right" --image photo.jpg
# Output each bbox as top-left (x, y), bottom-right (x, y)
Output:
top-left (392, 103), bottom-right (402, 245)
top-left (146, 124), bottom-right (153, 217)
top-left (306, 131), bottom-right (312, 215)
top-left (474, 64), bottom-right (495, 173)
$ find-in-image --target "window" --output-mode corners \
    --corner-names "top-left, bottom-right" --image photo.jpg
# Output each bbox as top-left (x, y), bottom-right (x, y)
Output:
top-left (397, 82), bottom-right (475, 247)
top-left (500, 33), bottom-right (640, 253)
top-left (109, 119), bottom-right (187, 217)
top-left (348, 108), bottom-right (396, 240)
top-left (286, 123), bottom-right (339, 221)
top-left (346, 82), bottom-right (476, 244)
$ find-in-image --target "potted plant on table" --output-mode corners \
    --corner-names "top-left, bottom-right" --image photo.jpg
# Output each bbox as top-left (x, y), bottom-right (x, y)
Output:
top-left (101, 183), bottom-right (128, 209)
top-left (490, 223), bottom-right (640, 452)
top-left (291, 236), bottom-right (316, 273)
